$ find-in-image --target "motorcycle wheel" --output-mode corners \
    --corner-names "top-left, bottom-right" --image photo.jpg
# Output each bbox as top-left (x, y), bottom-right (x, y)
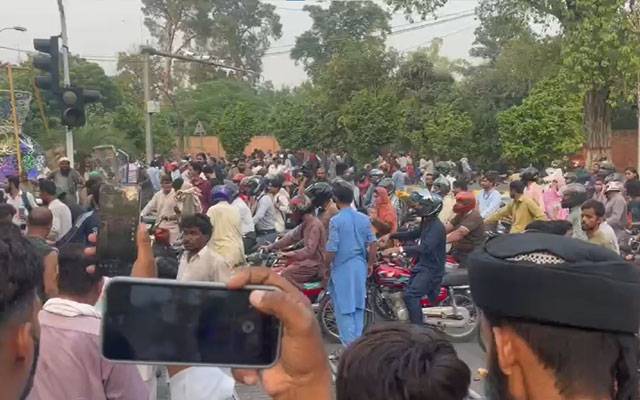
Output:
top-left (436, 292), bottom-right (479, 343)
top-left (372, 287), bottom-right (397, 321)
top-left (318, 295), bottom-right (375, 344)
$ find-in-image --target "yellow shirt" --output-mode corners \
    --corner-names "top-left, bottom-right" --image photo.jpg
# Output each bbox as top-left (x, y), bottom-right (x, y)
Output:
top-left (485, 195), bottom-right (546, 233)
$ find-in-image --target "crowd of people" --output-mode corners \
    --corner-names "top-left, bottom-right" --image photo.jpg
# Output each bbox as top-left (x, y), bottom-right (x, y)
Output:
top-left (0, 148), bottom-right (639, 400)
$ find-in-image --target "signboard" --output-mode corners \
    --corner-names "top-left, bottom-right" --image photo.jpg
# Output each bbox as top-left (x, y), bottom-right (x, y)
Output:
top-left (194, 120), bottom-right (206, 136)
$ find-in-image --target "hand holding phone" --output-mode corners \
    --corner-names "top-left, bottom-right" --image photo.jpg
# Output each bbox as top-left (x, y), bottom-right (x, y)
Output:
top-left (228, 268), bottom-right (332, 400)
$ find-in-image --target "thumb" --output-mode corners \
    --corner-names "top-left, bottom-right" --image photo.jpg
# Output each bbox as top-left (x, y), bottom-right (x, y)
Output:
top-left (249, 290), bottom-right (313, 335)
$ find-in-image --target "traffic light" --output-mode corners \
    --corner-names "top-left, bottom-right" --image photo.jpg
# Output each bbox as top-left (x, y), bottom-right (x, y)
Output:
top-left (33, 36), bottom-right (60, 92)
top-left (60, 87), bottom-right (102, 127)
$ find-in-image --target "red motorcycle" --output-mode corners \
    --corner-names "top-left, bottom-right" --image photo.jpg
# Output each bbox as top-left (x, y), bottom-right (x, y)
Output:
top-left (246, 248), bottom-right (374, 343)
top-left (371, 253), bottom-right (478, 342)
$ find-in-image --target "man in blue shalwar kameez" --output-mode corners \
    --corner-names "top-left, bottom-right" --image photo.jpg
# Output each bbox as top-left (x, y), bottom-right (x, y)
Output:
top-left (326, 180), bottom-right (377, 346)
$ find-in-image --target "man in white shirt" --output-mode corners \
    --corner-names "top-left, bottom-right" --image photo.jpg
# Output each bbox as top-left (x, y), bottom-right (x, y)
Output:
top-left (39, 180), bottom-right (72, 242)
top-left (228, 183), bottom-right (256, 253)
top-left (5, 175), bottom-right (36, 227)
top-left (172, 213), bottom-right (235, 400)
top-left (177, 214), bottom-right (232, 282)
top-left (141, 175), bottom-right (180, 244)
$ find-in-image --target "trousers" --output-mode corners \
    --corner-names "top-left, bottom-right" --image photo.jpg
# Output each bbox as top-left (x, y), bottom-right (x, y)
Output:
top-left (404, 265), bottom-right (439, 325)
top-left (331, 291), bottom-right (365, 346)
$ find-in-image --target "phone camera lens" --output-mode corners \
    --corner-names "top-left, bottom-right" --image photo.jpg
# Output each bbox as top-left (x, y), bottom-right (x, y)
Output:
top-left (241, 321), bottom-right (255, 334)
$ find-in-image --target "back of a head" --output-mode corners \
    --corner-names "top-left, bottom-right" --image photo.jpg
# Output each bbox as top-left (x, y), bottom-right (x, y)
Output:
top-left (332, 179), bottom-right (354, 205)
top-left (509, 179), bottom-right (526, 194)
top-left (39, 180), bottom-right (57, 197)
top-left (337, 324), bottom-right (470, 400)
top-left (0, 223), bottom-right (42, 330)
top-left (57, 244), bottom-right (100, 297)
top-left (27, 207), bottom-right (53, 228)
top-left (0, 203), bottom-right (16, 223)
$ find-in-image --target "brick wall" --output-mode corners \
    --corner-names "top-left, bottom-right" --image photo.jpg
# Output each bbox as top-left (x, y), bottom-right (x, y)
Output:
top-left (184, 135), bottom-right (280, 158)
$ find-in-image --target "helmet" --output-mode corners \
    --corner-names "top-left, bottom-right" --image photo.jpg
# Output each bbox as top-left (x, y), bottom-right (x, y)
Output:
top-left (605, 181), bottom-right (624, 193)
top-left (453, 191), bottom-right (476, 215)
top-left (408, 190), bottom-right (443, 218)
top-left (240, 175), bottom-right (263, 196)
top-left (561, 183), bottom-right (588, 209)
top-left (435, 161), bottom-right (450, 175)
top-left (211, 185), bottom-right (231, 204)
top-left (432, 177), bottom-right (450, 195)
top-left (369, 168), bottom-right (384, 184)
top-left (520, 167), bottom-right (539, 182)
top-left (599, 161), bottom-right (616, 175)
top-left (265, 174), bottom-right (284, 189)
top-left (604, 172), bottom-right (624, 184)
top-left (225, 182), bottom-right (240, 200)
top-left (289, 194), bottom-right (314, 214)
top-left (378, 177), bottom-right (395, 194)
top-left (305, 182), bottom-right (333, 208)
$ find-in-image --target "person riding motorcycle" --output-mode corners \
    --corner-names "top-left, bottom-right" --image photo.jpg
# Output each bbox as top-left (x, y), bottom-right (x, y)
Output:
top-left (379, 190), bottom-right (446, 325)
top-left (305, 181), bottom-right (338, 232)
top-left (363, 168), bottom-right (385, 208)
top-left (445, 191), bottom-right (484, 266)
top-left (226, 181), bottom-right (257, 254)
top-left (262, 194), bottom-right (327, 289)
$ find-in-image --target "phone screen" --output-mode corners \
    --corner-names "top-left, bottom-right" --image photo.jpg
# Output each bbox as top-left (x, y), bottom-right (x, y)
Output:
top-left (97, 185), bottom-right (140, 276)
top-left (101, 278), bottom-right (282, 367)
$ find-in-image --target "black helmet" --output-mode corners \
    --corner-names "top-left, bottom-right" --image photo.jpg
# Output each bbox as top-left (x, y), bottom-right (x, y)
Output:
top-left (225, 182), bottom-right (239, 200)
top-left (265, 174), bottom-right (284, 189)
top-left (305, 181), bottom-right (333, 208)
top-left (408, 190), bottom-right (443, 218)
top-left (378, 177), bottom-right (395, 194)
top-left (561, 183), bottom-right (588, 209)
top-left (240, 175), bottom-right (263, 196)
top-left (521, 167), bottom-right (539, 182)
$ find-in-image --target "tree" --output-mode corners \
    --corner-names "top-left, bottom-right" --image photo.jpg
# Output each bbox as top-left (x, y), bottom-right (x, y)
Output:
top-left (338, 88), bottom-right (405, 162)
top-left (267, 86), bottom-right (322, 150)
top-left (217, 102), bottom-right (263, 157)
top-left (68, 56), bottom-right (121, 110)
top-left (291, 2), bottom-right (391, 78)
top-left (497, 76), bottom-right (584, 166)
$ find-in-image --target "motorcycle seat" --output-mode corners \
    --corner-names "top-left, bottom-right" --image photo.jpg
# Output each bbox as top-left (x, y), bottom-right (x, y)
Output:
top-left (441, 270), bottom-right (469, 286)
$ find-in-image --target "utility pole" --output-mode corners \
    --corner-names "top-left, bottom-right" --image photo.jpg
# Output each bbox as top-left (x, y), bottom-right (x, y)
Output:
top-left (143, 53), bottom-right (153, 164)
top-left (6, 65), bottom-right (23, 175)
top-left (57, 0), bottom-right (73, 166)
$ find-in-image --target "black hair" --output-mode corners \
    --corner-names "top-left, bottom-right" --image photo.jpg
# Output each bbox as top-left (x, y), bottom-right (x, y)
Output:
top-left (452, 180), bottom-right (468, 191)
top-left (624, 167), bottom-right (638, 178)
top-left (196, 152), bottom-right (207, 161)
top-left (336, 162), bottom-right (349, 177)
top-left (626, 180), bottom-right (640, 198)
top-left (0, 204), bottom-right (16, 222)
top-left (39, 180), bottom-right (57, 196)
top-left (525, 220), bottom-right (573, 236)
top-left (190, 162), bottom-right (204, 174)
top-left (0, 223), bottom-right (42, 328)
top-left (179, 214), bottom-right (212, 238)
top-left (202, 165), bottom-right (214, 174)
top-left (172, 177), bottom-right (184, 191)
top-left (482, 173), bottom-right (497, 184)
top-left (581, 199), bottom-right (606, 218)
top-left (160, 174), bottom-right (173, 184)
top-left (337, 324), bottom-right (470, 400)
top-left (57, 244), bottom-right (101, 296)
top-left (332, 181), bottom-right (354, 204)
top-left (7, 175), bottom-right (19, 190)
top-left (27, 207), bottom-right (52, 227)
top-left (509, 180), bottom-right (526, 194)
top-left (484, 312), bottom-right (628, 400)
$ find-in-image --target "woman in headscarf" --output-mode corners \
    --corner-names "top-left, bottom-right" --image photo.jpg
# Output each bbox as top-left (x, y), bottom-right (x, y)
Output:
top-left (543, 171), bottom-right (567, 220)
top-left (369, 186), bottom-right (398, 237)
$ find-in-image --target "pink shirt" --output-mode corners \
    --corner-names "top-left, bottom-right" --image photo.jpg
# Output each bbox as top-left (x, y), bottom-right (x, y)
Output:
top-left (28, 310), bottom-right (148, 400)
top-left (525, 182), bottom-right (545, 211)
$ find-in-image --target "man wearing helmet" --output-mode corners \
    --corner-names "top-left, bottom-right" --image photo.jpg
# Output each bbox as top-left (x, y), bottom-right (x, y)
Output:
top-left (561, 183), bottom-right (589, 240)
top-left (363, 169), bottom-right (385, 209)
top-left (380, 190), bottom-right (447, 325)
top-left (253, 176), bottom-right (280, 245)
top-left (305, 182), bottom-right (338, 232)
top-left (446, 191), bottom-right (484, 266)
top-left (604, 181), bottom-right (628, 239)
top-left (263, 195), bottom-right (326, 288)
top-left (206, 185), bottom-right (245, 267)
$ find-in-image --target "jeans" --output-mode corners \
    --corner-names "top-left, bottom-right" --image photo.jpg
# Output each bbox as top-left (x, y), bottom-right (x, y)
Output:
top-left (403, 265), bottom-right (434, 325)
top-left (331, 292), bottom-right (365, 346)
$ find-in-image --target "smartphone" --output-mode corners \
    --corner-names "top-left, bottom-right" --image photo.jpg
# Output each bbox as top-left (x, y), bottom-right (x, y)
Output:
top-left (97, 184), bottom-right (140, 276)
top-left (101, 278), bottom-right (283, 368)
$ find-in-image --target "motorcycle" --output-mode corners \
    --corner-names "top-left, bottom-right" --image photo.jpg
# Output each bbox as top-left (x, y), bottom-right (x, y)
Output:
top-left (371, 253), bottom-right (478, 342)
top-left (246, 248), bottom-right (374, 343)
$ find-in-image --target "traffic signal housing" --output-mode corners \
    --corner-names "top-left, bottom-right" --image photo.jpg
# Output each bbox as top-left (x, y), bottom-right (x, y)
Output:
top-left (60, 87), bottom-right (102, 127)
top-left (33, 36), bottom-right (60, 92)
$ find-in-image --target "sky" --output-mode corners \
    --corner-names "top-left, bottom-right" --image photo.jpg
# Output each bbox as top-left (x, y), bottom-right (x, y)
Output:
top-left (0, 0), bottom-right (480, 88)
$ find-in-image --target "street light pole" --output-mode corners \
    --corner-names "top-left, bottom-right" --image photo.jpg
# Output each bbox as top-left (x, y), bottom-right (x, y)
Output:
top-left (0, 26), bottom-right (27, 34)
top-left (143, 53), bottom-right (153, 164)
top-left (57, 0), bottom-right (74, 166)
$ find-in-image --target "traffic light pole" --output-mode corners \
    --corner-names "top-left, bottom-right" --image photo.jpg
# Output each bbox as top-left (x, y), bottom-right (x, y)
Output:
top-left (57, 0), bottom-right (74, 166)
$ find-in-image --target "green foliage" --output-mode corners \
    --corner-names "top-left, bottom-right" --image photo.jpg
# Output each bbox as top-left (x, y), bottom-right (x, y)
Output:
top-left (498, 77), bottom-right (585, 166)
top-left (338, 88), bottom-right (405, 162)
top-left (291, 2), bottom-right (390, 77)
top-left (409, 102), bottom-right (473, 160)
top-left (218, 102), bottom-right (264, 157)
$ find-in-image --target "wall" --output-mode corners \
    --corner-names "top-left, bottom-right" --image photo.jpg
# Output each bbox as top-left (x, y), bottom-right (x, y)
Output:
top-left (184, 135), bottom-right (280, 158)
top-left (611, 130), bottom-right (637, 170)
